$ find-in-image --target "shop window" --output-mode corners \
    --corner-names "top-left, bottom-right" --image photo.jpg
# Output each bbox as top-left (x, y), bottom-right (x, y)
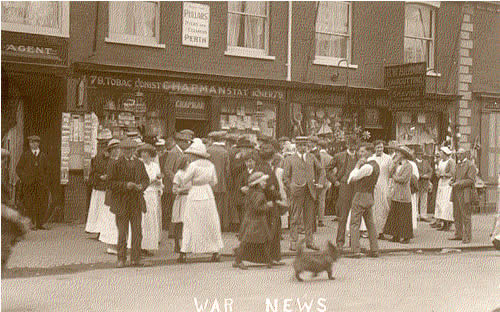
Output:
top-left (219, 99), bottom-right (276, 139)
top-left (314, 1), bottom-right (352, 67)
top-left (107, 1), bottom-right (164, 48)
top-left (395, 111), bottom-right (438, 145)
top-left (404, 3), bottom-right (435, 68)
top-left (486, 112), bottom-right (500, 180)
top-left (1, 1), bottom-right (69, 37)
top-left (226, 1), bottom-right (273, 59)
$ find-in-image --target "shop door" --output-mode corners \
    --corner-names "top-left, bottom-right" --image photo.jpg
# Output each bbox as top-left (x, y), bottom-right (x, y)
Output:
top-left (481, 111), bottom-right (500, 203)
top-left (175, 119), bottom-right (209, 138)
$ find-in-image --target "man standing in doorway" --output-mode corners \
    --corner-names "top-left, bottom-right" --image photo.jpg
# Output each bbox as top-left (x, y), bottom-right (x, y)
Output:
top-left (347, 143), bottom-right (380, 258)
top-left (16, 135), bottom-right (49, 230)
top-left (327, 136), bottom-right (359, 249)
top-left (283, 136), bottom-right (324, 251)
top-left (449, 147), bottom-right (477, 244)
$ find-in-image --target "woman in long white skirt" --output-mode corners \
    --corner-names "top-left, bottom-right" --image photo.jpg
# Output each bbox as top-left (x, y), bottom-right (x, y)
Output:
top-left (372, 141), bottom-right (393, 238)
top-left (179, 139), bottom-right (224, 263)
top-left (409, 158), bottom-right (420, 230)
top-left (134, 144), bottom-right (163, 253)
top-left (433, 147), bottom-right (455, 231)
top-left (85, 136), bottom-right (111, 234)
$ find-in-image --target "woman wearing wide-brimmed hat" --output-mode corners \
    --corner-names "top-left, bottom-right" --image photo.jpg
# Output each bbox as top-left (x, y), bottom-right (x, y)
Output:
top-left (233, 171), bottom-right (273, 270)
top-left (383, 145), bottom-right (414, 244)
top-left (432, 146), bottom-right (456, 231)
top-left (178, 139), bottom-right (223, 263)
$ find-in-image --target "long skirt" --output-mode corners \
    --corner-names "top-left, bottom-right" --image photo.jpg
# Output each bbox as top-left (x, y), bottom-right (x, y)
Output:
top-left (181, 185), bottom-right (224, 254)
top-left (373, 183), bottom-right (391, 233)
top-left (411, 193), bottom-right (418, 230)
top-left (97, 204), bottom-right (119, 245)
top-left (85, 189), bottom-right (106, 233)
top-left (129, 190), bottom-right (161, 251)
top-left (383, 201), bottom-right (414, 240)
top-left (435, 178), bottom-right (454, 221)
top-left (235, 241), bottom-right (271, 264)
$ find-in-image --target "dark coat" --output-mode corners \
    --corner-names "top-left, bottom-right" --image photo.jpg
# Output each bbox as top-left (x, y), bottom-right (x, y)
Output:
top-left (207, 143), bottom-right (231, 193)
top-left (89, 153), bottom-right (109, 191)
top-left (239, 187), bottom-right (272, 244)
top-left (415, 158), bottom-right (432, 191)
top-left (451, 159), bottom-right (476, 204)
top-left (326, 150), bottom-right (358, 185)
top-left (15, 150), bottom-right (49, 186)
top-left (107, 156), bottom-right (150, 216)
top-left (161, 145), bottom-right (183, 194)
top-left (255, 160), bottom-right (281, 227)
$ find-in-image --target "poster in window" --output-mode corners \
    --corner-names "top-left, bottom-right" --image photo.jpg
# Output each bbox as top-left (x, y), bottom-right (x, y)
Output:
top-left (365, 108), bottom-right (383, 129)
top-left (182, 2), bottom-right (210, 48)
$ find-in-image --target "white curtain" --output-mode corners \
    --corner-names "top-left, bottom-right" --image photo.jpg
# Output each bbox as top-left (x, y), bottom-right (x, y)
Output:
top-left (404, 5), bottom-right (432, 64)
top-left (227, 1), bottom-right (243, 47)
top-left (244, 1), bottom-right (266, 49)
top-left (315, 2), bottom-right (348, 58)
top-left (109, 1), bottom-right (156, 38)
top-left (2, 1), bottom-right (59, 28)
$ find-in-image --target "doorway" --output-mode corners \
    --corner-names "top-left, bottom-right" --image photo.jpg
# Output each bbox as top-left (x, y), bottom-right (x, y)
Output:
top-left (175, 119), bottom-right (209, 138)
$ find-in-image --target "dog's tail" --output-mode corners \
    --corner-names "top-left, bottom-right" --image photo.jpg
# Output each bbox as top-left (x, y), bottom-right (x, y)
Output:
top-left (296, 239), bottom-right (306, 256)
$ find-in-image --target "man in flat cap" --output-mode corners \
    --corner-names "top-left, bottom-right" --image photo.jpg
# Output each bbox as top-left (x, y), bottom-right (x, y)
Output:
top-left (207, 131), bottom-right (231, 231)
top-left (283, 136), bottom-right (325, 251)
top-left (16, 135), bottom-right (50, 230)
top-left (107, 138), bottom-right (150, 267)
top-left (449, 147), bottom-right (477, 244)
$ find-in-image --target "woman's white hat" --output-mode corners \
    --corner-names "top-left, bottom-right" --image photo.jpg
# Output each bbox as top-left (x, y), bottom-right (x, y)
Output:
top-left (184, 138), bottom-right (210, 158)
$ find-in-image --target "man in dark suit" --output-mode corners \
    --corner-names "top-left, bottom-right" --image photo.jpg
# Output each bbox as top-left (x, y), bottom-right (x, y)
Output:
top-left (108, 138), bottom-right (150, 267)
top-left (160, 136), bottom-right (183, 232)
top-left (16, 135), bottom-right (49, 230)
top-left (207, 131), bottom-right (231, 231)
top-left (326, 136), bottom-right (359, 248)
top-left (449, 148), bottom-right (477, 244)
top-left (283, 136), bottom-right (325, 251)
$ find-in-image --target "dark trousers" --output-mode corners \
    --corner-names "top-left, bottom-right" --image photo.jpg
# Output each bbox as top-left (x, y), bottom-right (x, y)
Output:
top-left (350, 193), bottom-right (379, 254)
top-left (453, 196), bottom-right (472, 241)
top-left (336, 182), bottom-right (354, 246)
top-left (161, 193), bottom-right (174, 231)
top-left (290, 187), bottom-right (315, 245)
top-left (116, 211), bottom-right (142, 263)
top-left (23, 182), bottom-right (48, 228)
top-left (214, 192), bottom-right (228, 232)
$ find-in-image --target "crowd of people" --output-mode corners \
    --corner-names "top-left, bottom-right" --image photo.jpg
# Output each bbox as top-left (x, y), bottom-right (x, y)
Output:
top-left (6, 128), bottom-right (478, 268)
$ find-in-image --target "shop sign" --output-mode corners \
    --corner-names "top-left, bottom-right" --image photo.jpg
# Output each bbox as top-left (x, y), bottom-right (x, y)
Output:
top-left (182, 2), bottom-right (210, 48)
top-left (174, 96), bottom-right (207, 120)
top-left (1, 31), bottom-right (67, 65)
top-left (385, 62), bottom-right (426, 104)
top-left (88, 74), bottom-right (285, 101)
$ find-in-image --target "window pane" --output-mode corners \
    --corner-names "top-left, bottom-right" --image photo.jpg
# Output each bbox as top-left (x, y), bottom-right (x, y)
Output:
top-left (405, 5), bottom-right (431, 38)
top-left (227, 13), bottom-right (242, 47)
top-left (404, 38), bottom-right (430, 64)
top-left (2, 1), bottom-right (60, 29)
top-left (316, 33), bottom-right (348, 58)
top-left (228, 1), bottom-right (243, 12)
top-left (109, 1), bottom-right (157, 38)
top-left (245, 1), bottom-right (266, 16)
top-left (316, 1), bottom-right (349, 35)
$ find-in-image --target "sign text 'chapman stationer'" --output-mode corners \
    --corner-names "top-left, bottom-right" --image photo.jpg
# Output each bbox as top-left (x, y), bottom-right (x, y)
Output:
top-left (88, 75), bottom-right (285, 101)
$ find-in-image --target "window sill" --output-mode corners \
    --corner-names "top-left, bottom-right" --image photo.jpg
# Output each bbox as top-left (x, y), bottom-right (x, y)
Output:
top-left (105, 37), bottom-right (166, 49)
top-left (224, 49), bottom-right (276, 61)
top-left (426, 71), bottom-right (442, 77)
top-left (312, 58), bottom-right (358, 69)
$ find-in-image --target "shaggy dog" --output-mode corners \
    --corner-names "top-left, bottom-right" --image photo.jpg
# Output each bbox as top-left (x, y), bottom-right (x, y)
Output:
top-left (293, 239), bottom-right (339, 282)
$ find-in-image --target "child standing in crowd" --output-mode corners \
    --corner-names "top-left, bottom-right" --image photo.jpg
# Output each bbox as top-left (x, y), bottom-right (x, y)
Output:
top-left (233, 172), bottom-right (273, 270)
top-left (172, 156), bottom-right (191, 260)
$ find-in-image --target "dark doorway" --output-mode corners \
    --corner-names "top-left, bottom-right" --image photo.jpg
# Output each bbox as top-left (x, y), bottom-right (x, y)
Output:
top-left (175, 119), bottom-right (209, 138)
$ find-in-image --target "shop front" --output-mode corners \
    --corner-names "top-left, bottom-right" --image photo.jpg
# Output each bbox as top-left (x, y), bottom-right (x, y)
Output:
top-left (1, 31), bottom-right (68, 221)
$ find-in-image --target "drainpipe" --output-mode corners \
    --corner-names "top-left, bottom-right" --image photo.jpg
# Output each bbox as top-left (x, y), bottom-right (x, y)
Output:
top-left (286, 1), bottom-right (292, 81)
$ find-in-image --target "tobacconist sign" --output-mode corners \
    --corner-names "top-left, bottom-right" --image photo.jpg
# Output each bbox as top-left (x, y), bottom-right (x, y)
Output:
top-left (1, 31), bottom-right (68, 66)
top-left (385, 62), bottom-right (426, 108)
top-left (87, 74), bottom-right (286, 101)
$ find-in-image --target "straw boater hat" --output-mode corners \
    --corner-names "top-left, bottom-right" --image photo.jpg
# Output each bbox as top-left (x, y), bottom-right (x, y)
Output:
top-left (248, 171), bottom-right (269, 187)
top-left (440, 146), bottom-right (453, 156)
top-left (393, 145), bottom-right (415, 160)
top-left (120, 138), bottom-right (138, 149)
top-left (208, 131), bottom-right (227, 141)
top-left (27, 135), bottom-right (40, 142)
top-left (97, 129), bottom-right (113, 141)
top-left (107, 138), bottom-right (120, 150)
top-left (184, 138), bottom-right (210, 158)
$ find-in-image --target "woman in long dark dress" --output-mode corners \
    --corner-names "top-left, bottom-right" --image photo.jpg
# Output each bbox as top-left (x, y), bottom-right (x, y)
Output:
top-left (233, 172), bottom-right (273, 270)
top-left (383, 146), bottom-right (414, 244)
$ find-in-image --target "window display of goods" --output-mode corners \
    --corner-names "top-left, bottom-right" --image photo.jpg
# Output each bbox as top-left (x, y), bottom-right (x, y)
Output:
top-left (122, 98), bottom-right (136, 111)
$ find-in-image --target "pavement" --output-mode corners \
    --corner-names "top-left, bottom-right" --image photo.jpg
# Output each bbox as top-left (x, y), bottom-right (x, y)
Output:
top-left (2, 250), bottom-right (499, 312)
top-left (3, 214), bottom-right (496, 277)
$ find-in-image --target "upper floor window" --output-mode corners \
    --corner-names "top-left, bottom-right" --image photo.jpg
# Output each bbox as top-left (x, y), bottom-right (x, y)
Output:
top-left (404, 4), bottom-right (435, 68)
top-left (1, 1), bottom-right (69, 37)
top-left (107, 1), bottom-right (163, 48)
top-left (226, 1), bottom-right (272, 59)
top-left (314, 1), bottom-right (352, 66)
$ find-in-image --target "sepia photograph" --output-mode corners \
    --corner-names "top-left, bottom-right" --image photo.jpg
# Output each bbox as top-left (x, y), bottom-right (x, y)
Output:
top-left (1, 1), bottom-right (499, 311)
